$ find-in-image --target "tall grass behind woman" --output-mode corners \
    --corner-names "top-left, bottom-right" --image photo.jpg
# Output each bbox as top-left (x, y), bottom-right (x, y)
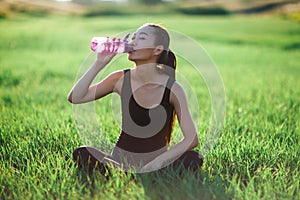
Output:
top-left (68, 23), bottom-right (203, 173)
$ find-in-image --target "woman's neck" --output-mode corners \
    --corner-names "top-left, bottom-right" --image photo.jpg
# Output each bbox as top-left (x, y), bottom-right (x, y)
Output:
top-left (133, 63), bottom-right (160, 84)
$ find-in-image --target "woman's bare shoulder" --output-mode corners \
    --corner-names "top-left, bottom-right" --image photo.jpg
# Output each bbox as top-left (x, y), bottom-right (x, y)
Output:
top-left (109, 69), bottom-right (126, 94)
top-left (170, 80), bottom-right (188, 104)
top-left (171, 80), bottom-right (185, 93)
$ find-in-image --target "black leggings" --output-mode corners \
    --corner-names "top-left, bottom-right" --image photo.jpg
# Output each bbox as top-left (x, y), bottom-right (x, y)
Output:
top-left (73, 146), bottom-right (203, 174)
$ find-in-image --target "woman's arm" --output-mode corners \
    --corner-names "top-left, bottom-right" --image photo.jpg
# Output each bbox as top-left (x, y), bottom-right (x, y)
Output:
top-left (142, 82), bottom-right (199, 171)
top-left (68, 33), bottom-right (131, 104)
top-left (68, 52), bottom-right (123, 104)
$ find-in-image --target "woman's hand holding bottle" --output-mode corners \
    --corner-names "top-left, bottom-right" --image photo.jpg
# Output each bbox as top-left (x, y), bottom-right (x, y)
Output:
top-left (91, 33), bottom-right (132, 66)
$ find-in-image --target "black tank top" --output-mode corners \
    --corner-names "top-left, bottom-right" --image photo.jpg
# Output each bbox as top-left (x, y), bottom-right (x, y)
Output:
top-left (115, 69), bottom-right (175, 153)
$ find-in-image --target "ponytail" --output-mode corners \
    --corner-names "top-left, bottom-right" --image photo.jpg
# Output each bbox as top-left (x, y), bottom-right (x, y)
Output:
top-left (157, 49), bottom-right (177, 79)
top-left (157, 49), bottom-right (177, 144)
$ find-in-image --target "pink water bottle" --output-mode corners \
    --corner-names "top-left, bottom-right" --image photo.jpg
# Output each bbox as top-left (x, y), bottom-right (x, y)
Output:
top-left (90, 37), bottom-right (133, 54)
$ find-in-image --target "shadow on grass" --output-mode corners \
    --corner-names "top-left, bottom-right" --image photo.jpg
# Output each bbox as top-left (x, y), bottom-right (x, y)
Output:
top-left (74, 164), bottom-right (231, 199)
top-left (136, 166), bottom-right (231, 200)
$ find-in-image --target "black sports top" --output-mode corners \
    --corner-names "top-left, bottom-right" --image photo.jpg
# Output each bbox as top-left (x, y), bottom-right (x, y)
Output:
top-left (115, 69), bottom-right (175, 153)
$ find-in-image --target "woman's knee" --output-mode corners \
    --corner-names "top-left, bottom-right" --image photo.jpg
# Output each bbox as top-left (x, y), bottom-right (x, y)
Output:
top-left (74, 146), bottom-right (106, 159)
top-left (73, 146), bottom-right (109, 167)
top-left (73, 146), bottom-right (90, 161)
top-left (175, 150), bottom-right (203, 171)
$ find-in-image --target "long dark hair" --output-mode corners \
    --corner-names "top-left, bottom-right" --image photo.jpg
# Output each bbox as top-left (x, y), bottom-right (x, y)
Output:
top-left (158, 49), bottom-right (177, 144)
top-left (157, 49), bottom-right (177, 79)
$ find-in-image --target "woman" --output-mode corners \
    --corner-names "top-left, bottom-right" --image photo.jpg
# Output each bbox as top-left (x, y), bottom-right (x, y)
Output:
top-left (68, 23), bottom-right (203, 173)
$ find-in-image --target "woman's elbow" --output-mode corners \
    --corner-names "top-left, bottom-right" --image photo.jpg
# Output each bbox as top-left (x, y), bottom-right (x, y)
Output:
top-left (68, 95), bottom-right (73, 103)
top-left (190, 134), bottom-right (199, 149)
top-left (67, 92), bottom-right (74, 103)
top-left (67, 92), bottom-right (80, 104)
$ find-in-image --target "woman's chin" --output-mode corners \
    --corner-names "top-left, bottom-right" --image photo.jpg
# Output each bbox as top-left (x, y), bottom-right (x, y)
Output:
top-left (128, 55), bottom-right (135, 61)
top-left (128, 53), bottom-right (138, 62)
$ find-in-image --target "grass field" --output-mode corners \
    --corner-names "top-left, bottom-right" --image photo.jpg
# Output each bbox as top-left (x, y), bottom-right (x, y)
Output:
top-left (0, 13), bottom-right (299, 199)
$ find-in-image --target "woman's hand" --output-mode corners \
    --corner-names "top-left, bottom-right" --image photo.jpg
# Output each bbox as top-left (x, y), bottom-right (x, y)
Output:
top-left (141, 157), bottom-right (163, 172)
top-left (96, 51), bottom-right (116, 66)
top-left (96, 33), bottom-right (131, 65)
top-left (96, 38), bottom-right (118, 65)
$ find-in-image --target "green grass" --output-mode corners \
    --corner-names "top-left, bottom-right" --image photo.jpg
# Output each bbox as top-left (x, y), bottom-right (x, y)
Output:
top-left (0, 14), bottom-right (299, 199)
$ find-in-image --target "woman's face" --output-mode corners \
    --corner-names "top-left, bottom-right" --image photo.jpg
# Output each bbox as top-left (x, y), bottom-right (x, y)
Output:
top-left (128, 26), bottom-right (158, 63)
